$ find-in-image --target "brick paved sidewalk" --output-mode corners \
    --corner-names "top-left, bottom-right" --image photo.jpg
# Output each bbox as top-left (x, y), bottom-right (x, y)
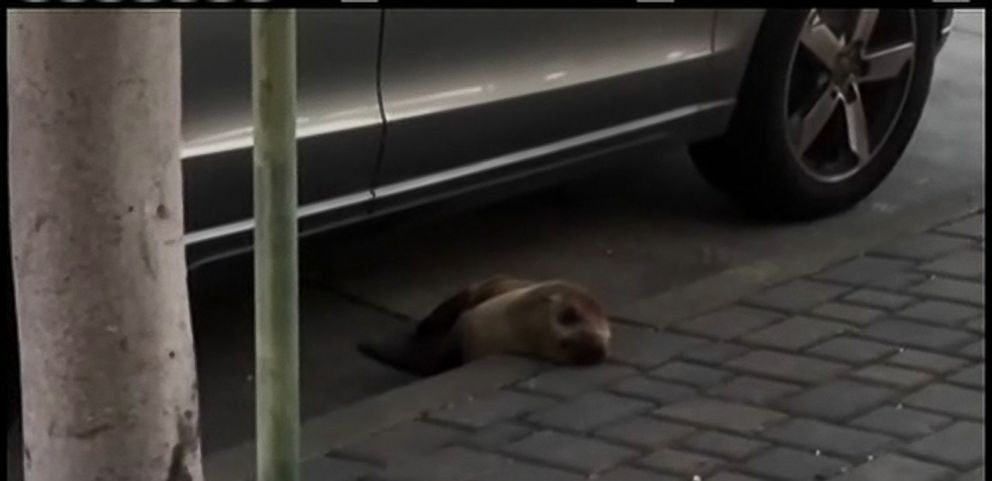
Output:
top-left (303, 212), bottom-right (985, 481)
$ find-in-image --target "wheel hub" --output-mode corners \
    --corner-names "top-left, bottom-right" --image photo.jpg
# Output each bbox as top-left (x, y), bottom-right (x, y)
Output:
top-left (832, 42), bottom-right (865, 87)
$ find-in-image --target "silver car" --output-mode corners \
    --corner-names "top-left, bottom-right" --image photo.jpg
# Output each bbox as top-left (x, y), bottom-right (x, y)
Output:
top-left (183, 8), bottom-right (950, 268)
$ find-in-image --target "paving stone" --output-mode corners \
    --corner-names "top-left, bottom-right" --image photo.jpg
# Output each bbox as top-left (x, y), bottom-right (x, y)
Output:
top-left (707, 376), bottom-right (803, 405)
top-left (910, 278), bottom-right (984, 306)
top-left (375, 446), bottom-right (505, 481)
top-left (811, 302), bottom-right (886, 326)
top-left (337, 421), bottom-right (465, 465)
top-left (959, 340), bottom-right (984, 359)
top-left (594, 416), bottom-right (696, 449)
top-left (302, 456), bottom-right (376, 481)
top-left (655, 398), bottom-right (787, 434)
top-left (850, 406), bottom-right (952, 439)
top-left (518, 363), bottom-right (636, 397)
top-left (936, 215), bottom-right (983, 238)
top-left (871, 233), bottom-right (973, 260)
top-left (637, 448), bottom-right (725, 477)
top-left (742, 316), bottom-right (850, 351)
top-left (474, 461), bottom-right (587, 481)
top-left (609, 326), bottom-right (708, 368)
top-left (745, 279), bottom-right (850, 312)
top-left (780, 380), bottom-right (895, 421)
top-left (807, 337), bottom-right (897, 364)
top-left (761, 418), bottom-right (894, 458)
top-left (887, 349), bottom-right (969, 373)
top-left (526, 391), bottom-right (652, 432)
top-left (502, 430), bottom-right (639, 475)
top-left (461, 422), bottom-right (533, 450)
top-left (850, 365), bottom-right (934, 388)
top-left (679, 430), bottom-right (768, 460)
top-left (726, 350), bottom-right (849, 384)
top-left (680, 342), bottom-right (751, 365)
top-left (947, 364), bottom-right (984, 388)
top-left (897, 300), bottom-right (982, 326)
top-left (903, 383), bottom-right (984, 420)
top-left (830, 453), bottom-right (953, 481)
top-left (904, 421), bottom-right (984, 469)
top-left (860, 319), bottom-right (977, 351)
top-left (649, 361), bottom-right (733, 388)
top-left (868, 271), bottom-right (930, 290)
top-left (429, 390), bottom-right (553, 428)
top-left (741, 447), bottom-right (848, 481)
top-left (843, 289), bottom-right (917, 309)
top-left (674, 306), bottom-right (784, 340)
top-left (597, 466), bottom-right (680, 481)
top-left (814, 256), bottom-right (916, 285)
top-left (706, 473), bottom-right (765, 481)
top-left (919, 249), bottom-right (984, 279)
top-left (608, 377), bottom-right (698, 405)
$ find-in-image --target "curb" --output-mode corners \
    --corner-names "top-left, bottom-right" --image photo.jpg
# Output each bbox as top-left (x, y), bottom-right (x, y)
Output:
top-left (205, 356), bottom-right (544, 481)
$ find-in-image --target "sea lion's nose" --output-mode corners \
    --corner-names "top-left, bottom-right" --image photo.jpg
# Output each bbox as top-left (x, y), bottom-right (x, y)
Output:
top-left (563, 332), bottom-right (608, 365)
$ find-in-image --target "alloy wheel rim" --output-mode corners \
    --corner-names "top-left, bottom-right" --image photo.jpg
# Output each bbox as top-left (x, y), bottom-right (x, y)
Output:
top-left (784, 9), bottom-right (917, 183)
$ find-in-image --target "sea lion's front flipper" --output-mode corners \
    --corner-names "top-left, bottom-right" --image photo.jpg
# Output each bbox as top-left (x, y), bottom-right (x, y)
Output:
top-left (357, 332), bottom-right (462, 377)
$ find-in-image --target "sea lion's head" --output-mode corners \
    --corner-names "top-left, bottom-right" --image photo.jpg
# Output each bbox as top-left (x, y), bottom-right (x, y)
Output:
top-left (526, 281), bottom-right (611, 366)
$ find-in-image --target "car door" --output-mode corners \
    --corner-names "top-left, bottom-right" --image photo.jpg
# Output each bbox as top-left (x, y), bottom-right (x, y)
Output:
top-left (181, 10), bottom-right (382, 255)
top-left (373, 9), bottom-right (715, 211)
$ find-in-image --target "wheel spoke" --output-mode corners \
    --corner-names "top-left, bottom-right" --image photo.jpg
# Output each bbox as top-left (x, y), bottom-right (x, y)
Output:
top-left (800, 13), bottom-right (843, 70)
top-left (860, 42), bottom-right (914, 82)
top-left (798, 86), bottom-right (840, 152)
top-left (842, 82), bottom-right (871, 164)
top-left (851, 9), bottom-right (880, 45)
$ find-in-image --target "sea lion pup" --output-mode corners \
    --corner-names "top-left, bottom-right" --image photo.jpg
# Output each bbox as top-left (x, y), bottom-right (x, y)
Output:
top-left (358, 276), bottom-right (611, 376)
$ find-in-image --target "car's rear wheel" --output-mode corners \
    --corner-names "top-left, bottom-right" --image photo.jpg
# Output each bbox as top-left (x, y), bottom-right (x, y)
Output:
top-left (690, 9), bottom-right (938, 220)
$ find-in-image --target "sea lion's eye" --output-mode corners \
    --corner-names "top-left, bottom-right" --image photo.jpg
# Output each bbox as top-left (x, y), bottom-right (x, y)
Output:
top-left (558, 307), bottom-right (581, 327)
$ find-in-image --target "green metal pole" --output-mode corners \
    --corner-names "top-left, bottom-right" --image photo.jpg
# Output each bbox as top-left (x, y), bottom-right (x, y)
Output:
top-left (252, 9), bottom-right (299, 481)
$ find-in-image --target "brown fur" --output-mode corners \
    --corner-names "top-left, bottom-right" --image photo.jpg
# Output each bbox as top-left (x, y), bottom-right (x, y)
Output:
top-left (358, 276), bottom-right (611, 376)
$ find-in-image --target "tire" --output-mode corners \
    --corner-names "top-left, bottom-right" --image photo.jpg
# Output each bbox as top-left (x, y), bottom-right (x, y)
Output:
top-left (690, 9), bottom-right (938, 220)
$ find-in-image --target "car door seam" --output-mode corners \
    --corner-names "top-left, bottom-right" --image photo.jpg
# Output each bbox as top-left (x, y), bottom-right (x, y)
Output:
top-left (368, 7), bottom-right (389, 210)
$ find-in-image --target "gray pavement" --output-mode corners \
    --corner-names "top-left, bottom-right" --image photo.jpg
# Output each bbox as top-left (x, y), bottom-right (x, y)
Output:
top-left (213, 209), bottom-right (985, 481)
top-left (193, 10), bottom-right (984, 456)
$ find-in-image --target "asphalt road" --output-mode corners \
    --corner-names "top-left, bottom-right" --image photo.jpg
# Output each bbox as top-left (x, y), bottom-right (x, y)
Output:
top-left (182, 11), bottom-right (985, 455)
